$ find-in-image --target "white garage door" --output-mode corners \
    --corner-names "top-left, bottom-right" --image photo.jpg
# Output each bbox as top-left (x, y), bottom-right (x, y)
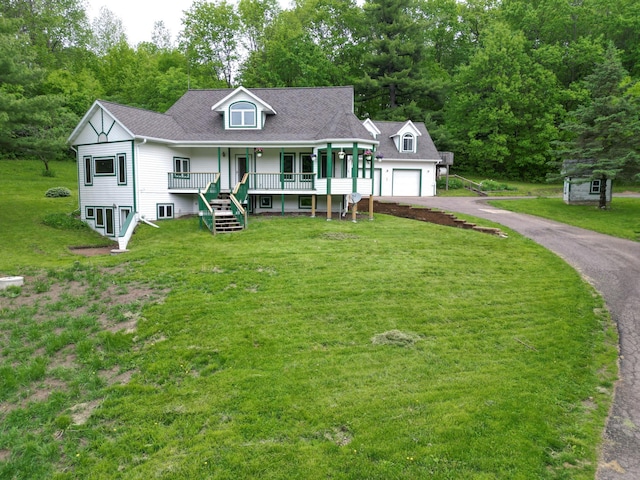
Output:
top-left (392, 169), bottom-right (421, 196)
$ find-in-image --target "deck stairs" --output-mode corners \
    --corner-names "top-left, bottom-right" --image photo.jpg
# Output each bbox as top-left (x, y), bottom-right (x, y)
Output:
top-left (210, 192), bottom-right (244, 233)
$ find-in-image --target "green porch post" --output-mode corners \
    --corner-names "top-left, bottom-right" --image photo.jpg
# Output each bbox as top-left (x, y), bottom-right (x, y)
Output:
top-left (217, 147), bottom-right (221, 173)
top-left (245, 148), bottom-right (250, 179)
top-left (280, 148), bottom-right (285, 216)
top-left (326, 143), bottom-right (333, 221)
top-left (351, 142), bottom-right (358, 193)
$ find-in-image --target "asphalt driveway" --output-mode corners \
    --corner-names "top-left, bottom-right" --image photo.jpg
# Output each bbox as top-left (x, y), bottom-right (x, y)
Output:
top-left (387, 196), bottom-right (640, 480)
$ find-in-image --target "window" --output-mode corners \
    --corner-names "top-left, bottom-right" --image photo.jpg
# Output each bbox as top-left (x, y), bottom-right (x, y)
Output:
top-left (229, 101), bottom-right (257, 128)
top-left (590, 180), bottom-right (601, 194)
top-left (117, 154), bottom-right (126, 184)
top-left (94, 157), bottom-right (115, 175)
top-left (96, 208), bottom-right (104, 227)
top-left (299, 196), bottom-right (312, 209)
top-left (402, 134), bottom-right (414, 152)
top-left (84, 156), bottom-right (93, 185)
top-left (283, 153), bottom-right (294, 181)
top-left (259, 196), bottom-right (272, 208)
top-left (301, 154), bottom-right (314, 182)
top-left (105, 208), bottom-right (114, 235)
top-left (157, 204), bottom-right (174, 219)
top-left (174, 157), bottom-right (190, 178)
top-left (86, 207), bottom-right (95, 219)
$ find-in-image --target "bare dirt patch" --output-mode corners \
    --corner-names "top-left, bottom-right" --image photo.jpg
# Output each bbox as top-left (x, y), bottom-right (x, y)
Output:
top-left (69, 245), bottom-right (117, 256)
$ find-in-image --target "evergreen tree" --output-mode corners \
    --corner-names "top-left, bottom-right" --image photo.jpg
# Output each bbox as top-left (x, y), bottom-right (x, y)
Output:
top-left (356, 0), bottom-right (432, 120)
top-left (555, 44), bottom-right (640, 208)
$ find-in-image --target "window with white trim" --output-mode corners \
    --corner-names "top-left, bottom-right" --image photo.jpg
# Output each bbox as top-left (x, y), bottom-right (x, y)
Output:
top-left (94, 156), bottom-right (115, 175)
top-left (174, 157), bottom-right (190, 178)
top-left (84, 156), bottom-right (93, 185)
top-left (402, 134), bottom-right (414, 152)
top-left (229, 102), bottom-right (257, 128)
top-left (117, 154), bottom-right (126, 184)
top-left (301, 154), bottom-right (313, 182)
top-left (157, 204), bottom-right (174, 219)
top-left (590, 180), bottom-right (601, 194)
top-left (283, 153), bottom-right (294, 181)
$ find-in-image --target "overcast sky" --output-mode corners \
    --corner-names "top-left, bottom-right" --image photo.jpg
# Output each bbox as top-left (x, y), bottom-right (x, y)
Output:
top-left (86, 0), bottom-right (194, 46)
top-left (86, 0), bottom-right (294, 47)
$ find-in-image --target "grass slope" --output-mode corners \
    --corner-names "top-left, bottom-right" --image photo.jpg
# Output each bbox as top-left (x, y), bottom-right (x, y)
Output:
top-left (489, 198), bottom-right (640, 242)
top-left (0, 160), bottom-right (618, 479)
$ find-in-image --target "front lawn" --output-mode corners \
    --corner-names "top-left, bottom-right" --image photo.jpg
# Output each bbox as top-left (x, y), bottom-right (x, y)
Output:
top-left (0, 160), bottom-right (618, 479)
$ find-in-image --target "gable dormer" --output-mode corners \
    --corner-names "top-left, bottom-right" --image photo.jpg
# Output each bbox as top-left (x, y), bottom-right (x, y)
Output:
top-left (362, 118), bottom-right (381, 139)
top-left (211, 86), bottom-right (276, 130)
top-left (390, 120), bottom-right (422, 153)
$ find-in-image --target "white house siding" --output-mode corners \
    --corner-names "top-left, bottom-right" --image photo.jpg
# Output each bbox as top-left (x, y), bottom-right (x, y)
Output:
top-left (137, 142), bottom-right (199, 220)
top-left (563, 178), bottom-right (613, 205)
top-left (252, 195), bottom-right (345, 215)
top-left (77, 140), bottom-right (135, 238)
top-left (377, 159), bottom-right (438, 197)
top-left (74, 108), bottom-right (132, 145)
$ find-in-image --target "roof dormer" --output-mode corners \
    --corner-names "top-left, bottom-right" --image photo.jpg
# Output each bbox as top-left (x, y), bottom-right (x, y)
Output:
top-left (390, 120), bottom-right (422, 153)
top-left (211, 86), bottom-right (276, 130)
top-left (362, 118), bottom-right (381, 139)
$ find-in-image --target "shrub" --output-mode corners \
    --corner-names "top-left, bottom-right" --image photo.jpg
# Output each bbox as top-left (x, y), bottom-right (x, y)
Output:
top-left (45, 187), bottom-right (71, 198)
top-left (42, 213), bottom-right (89, 231)
top-left (437, 177), bottom-right (464, 189)
top-left (480, 180), bottom-right (518, 192)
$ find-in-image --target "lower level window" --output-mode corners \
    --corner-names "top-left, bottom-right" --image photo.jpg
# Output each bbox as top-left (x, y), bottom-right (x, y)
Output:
top-left (94, 207), bottom-right (115, 236)
top-left (590, 180), bottom-right (601, 194)
top-left (157, 204), bottom-right (174, 219)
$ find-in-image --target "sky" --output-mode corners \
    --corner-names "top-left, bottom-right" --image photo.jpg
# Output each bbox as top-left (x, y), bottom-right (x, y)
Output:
top-left (86, 0), bottom-right (194, 46)
top-left (86, 0), bottom-right (294, 46)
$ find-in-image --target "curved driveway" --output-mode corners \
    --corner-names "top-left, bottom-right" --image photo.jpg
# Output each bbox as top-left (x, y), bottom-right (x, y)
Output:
top-left (387, 196), bottom-right (640, 480)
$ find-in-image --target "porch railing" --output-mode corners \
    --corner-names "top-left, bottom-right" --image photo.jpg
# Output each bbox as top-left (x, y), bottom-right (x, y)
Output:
top-left (230, 174), bottom-right (249, 228)
top-left (248, 172), bottom-right (315, 191)
top-left (197, 175), bottom-right (221, 234)
top-left (168, 172), bottom-right (219, 190)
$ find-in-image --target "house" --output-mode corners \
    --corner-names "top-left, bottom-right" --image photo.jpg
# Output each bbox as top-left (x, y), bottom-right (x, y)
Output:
top-left (562, 160), bottom-right (613, 206)
top-left (68, 86), bottom-right (441, 249)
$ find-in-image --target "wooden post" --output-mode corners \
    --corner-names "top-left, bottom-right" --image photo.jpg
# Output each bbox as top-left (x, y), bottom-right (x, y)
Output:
top-left (369, 195), bottom-right (374, 221)
top-left (352, 199), bottom-right (357, 223)
top-left (311, 195), bottom-right (316, 217)
top-left (327, 194), bottom-right (332, 221)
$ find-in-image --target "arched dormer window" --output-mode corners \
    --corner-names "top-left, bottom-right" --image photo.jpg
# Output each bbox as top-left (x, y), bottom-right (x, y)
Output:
top-left (402, 133), bottom-right (414, 152)
top-left (229, 101), bottom-right (257, 128)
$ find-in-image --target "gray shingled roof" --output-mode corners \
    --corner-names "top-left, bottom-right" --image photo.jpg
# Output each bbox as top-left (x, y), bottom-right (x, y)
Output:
top-left (100, 86), bottom-right (375, 143)
top-left (372, 121), bottom-right (440, 161)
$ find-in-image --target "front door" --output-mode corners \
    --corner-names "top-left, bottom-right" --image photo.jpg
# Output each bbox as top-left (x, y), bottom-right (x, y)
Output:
top-left (236, 155), bottom-right (252, 184)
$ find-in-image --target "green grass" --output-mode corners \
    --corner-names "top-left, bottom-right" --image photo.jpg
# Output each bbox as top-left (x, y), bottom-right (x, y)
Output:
top-left (0, 160), bottom-right (115, 273)
top-left (437, 177), bottom-right (564, 197)
top-left (489, 197), bottom-right (640, 241)
top-left (0, 160), bottom-right (618, 479)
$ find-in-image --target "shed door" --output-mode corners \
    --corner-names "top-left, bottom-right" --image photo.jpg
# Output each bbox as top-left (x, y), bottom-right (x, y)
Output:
top-left (392, 169), bottom-right (421, 196)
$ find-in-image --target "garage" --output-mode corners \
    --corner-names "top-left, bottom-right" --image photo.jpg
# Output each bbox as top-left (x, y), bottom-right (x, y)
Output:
top-left (392, 169), bottom-right (421, 196)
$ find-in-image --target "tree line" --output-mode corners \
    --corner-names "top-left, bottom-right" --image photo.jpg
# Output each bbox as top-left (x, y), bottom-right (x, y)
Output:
top-left (1, 0), bottom-right (639, 182)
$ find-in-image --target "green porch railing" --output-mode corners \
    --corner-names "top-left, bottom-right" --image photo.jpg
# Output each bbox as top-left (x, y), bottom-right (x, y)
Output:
top-left (198, 175), bottom-right (221, 234)
top-left (230, 174), bottom-right (249, 228)
top-left (168, 172), bottom-right (219, 190)
top-left (248, 172), bottom-right (315, 191)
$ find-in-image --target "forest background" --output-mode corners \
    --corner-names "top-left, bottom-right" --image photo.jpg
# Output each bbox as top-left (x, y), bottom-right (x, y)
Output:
top-left (1, 0), bottom-right (639, 182)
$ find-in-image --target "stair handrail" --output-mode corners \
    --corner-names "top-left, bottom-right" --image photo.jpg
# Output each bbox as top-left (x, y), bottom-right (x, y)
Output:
top-left (198, 175), bottom-right (220, 234)
top-left (229, 173), bottom-right (249, 228)
top-left (450, 174), bottom-right (484, 194)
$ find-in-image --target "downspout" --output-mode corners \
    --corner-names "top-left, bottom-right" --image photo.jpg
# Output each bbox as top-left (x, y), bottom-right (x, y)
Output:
top-left (134, 139), bottom-right (144, 214)
top-left (351, 142), bottom-right (358, 193)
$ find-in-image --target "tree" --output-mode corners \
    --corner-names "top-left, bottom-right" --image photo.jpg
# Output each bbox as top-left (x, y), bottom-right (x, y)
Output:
top-left (90, 6), bottom-right (127, 54)
top-left (356, 0), bottom-right (433, 120)
top-left (0, 18), bottom-right (76, 170)
top-left (555, 45), bottom-right (640, 208)
top-left (444, 23), bottom-right (564, 181)
top-left (180, 0), bottom-right (242, 87)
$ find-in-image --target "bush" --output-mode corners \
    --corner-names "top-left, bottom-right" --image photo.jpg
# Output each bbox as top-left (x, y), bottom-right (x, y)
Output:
top-left (437, 177), bottom-right (464, 189)
top-left (45, 187), bottom-right (71, 198)
top-left (42, 213), bottom-right (89, 231)
top-left (480, 180), bottom-right (518, 192)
